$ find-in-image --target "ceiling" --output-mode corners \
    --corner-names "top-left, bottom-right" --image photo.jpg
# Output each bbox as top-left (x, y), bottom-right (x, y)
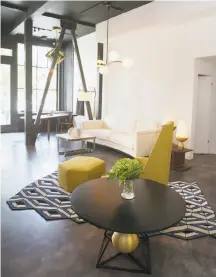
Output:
top-left (96, 1), bottom-right (216, 41)
top-left (1, 5), bottom-right (23, 25)
top-left (1, 1), bottom-right (152, 42)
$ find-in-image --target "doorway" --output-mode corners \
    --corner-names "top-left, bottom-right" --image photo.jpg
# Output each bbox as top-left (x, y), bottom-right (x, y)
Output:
top-left (193, 56), bottom-right (216, 154)
top-left (194, 75), bottom-right (212, 153)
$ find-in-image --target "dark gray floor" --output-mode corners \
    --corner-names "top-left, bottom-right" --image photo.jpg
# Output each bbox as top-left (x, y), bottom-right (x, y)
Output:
top-left (1, 133), bottom-right (216, 277)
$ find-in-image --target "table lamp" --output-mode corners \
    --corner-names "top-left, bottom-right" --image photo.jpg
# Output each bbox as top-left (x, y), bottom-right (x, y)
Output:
top-left (78, 89), bottom-right (96, 118)
top-left (176, 120), bottom-right (188, 151)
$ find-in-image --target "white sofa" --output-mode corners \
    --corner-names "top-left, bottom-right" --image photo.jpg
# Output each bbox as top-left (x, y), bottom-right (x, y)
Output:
top-left (74, 117), bottom-right (161, 157)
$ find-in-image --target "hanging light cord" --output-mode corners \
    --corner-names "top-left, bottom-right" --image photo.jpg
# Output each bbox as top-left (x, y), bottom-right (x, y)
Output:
top-left (106, 5), bottom-right (110, 65)
top-left (55, 31), bottom-right (57, 47)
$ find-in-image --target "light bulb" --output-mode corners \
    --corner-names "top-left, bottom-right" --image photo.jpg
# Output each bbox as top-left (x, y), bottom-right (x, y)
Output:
top-left (97, 59), bottom-right (105, 67)
top-left (122, 58), bottom-right (133, 68)
top-left (109, 51), bottom-right (120, 62)
top-left (99, 65), bottom-right (108, 75)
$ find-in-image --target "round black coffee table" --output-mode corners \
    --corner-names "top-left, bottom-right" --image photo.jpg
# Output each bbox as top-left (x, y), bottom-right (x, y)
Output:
top-left (71, 178), bottom-right (186, 274)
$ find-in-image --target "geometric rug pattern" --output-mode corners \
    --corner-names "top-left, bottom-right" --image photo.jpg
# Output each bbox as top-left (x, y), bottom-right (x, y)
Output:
top-left (7, 174), bottom-right (216, 239)
top-left (7, 171), bottom-right (84, 224)
top-left (149, 181), bottom-right (216, 240)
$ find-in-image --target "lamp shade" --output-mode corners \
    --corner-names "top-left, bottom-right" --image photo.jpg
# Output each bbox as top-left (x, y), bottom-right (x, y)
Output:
top-left (78, 91), bottom-right (90, 101)
top-left (176, 120), bottom-right (188, 140)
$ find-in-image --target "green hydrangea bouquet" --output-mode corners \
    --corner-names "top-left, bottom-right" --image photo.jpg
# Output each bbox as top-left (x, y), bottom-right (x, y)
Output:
top-left (105, 158), bottom-right (143, 199)
top-left (106, 158), bottom-right (143, 185)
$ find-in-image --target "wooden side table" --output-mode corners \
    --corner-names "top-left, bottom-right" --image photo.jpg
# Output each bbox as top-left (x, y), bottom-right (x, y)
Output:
top-left (171, 144), bottom-right (192, 172)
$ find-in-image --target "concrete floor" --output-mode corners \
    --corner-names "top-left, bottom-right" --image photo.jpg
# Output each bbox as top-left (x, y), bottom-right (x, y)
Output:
top-left (1, 133), bottom-right (216, 277)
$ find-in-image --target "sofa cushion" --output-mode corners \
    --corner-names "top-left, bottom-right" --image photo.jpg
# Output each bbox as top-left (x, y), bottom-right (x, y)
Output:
top-left (109, 132), bottom-right (136, 150)
top-left (82, 129), bottom-right (111, 141)
top-left (103, 116), bottom-right (136, 132)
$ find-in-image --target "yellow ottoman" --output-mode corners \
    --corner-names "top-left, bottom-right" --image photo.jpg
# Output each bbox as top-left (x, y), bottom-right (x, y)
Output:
top-left (58, 156), bottom-right (106, 192)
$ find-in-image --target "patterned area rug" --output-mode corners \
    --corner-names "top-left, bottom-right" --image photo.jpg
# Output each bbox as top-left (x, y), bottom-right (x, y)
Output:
top-left (149, 181), bottom-right (216, 240)
top-left (7, 172), bottom-right (84, 224)
top-left (7, 173), bottom-right (216, 240)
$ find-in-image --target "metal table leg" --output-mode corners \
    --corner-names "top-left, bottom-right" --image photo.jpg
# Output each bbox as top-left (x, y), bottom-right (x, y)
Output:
top-left (96, 231), bottom-right (151, 274)
top-left (84, 138), bottom-right (95, 153)
top-left (92, 138), bottom-right (96, 152)
top-left (64, 139), bottom-right (67, 156)
top-left (81, 140), bottom-right (85, 150)
top-left (47, 119), bottom-right (51, 140)
top-left (58, 138), bottom-right (69, 156)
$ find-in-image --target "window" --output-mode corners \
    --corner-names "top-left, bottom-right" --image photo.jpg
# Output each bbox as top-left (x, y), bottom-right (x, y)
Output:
top-left (17, 44), bottom-right (57, 113)
top-left (0, 64), bottom-right (11, 125)
top-left (0, 48), bottom-right (12, 56)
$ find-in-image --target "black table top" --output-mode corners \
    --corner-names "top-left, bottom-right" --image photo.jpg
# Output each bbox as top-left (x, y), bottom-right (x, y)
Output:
top-left (70, 178), bottom-right (186, 234)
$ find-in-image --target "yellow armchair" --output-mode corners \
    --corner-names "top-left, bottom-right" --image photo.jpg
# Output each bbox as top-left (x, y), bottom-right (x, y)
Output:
top-left (136, 121), bottom-right (174, 186)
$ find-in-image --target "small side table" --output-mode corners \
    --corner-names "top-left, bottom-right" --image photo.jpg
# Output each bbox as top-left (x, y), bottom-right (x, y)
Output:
top-left (56, 133), bottom-right (96, 156)
top-left (171, 144), bottom-right (192, 172)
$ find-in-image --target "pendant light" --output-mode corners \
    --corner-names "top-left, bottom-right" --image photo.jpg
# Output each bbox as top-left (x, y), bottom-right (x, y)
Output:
top-left (46, 26), bottom-right (65, 65)
top-left (97, 4), bottom-right (133, 75)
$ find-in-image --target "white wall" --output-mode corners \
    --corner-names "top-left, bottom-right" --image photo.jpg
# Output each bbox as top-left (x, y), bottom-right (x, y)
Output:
top-left (96, 2), bottom-right (216, 148)
top-left (73, 32), bottom-right (97, 114)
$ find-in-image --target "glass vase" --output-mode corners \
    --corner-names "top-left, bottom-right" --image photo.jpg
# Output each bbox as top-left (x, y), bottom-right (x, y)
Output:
top-left (121, 180), bottom-right (135, 200)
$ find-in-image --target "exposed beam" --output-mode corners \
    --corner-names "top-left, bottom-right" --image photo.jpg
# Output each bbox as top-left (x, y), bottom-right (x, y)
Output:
top-left (43, 12), bottom-right (96, 28)
top-left (34, 26), bottom-right (66, 126)
top-left (71, 28), bottom-right (93, 120)
top-left (1, 1), bottom-right (27, 12)
top-left (15, 34), bottom-right (55, 47)
top-left (11, 42), bottom-right (18, 132)
top-left (2, 1), bottom-right (50, 36)
top-left (24, 18), bottom-right (33, 145)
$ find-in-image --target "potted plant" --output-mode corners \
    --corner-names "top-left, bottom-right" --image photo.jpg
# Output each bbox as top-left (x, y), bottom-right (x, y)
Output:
top-left (105, 158), bottom-right (143, 200)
